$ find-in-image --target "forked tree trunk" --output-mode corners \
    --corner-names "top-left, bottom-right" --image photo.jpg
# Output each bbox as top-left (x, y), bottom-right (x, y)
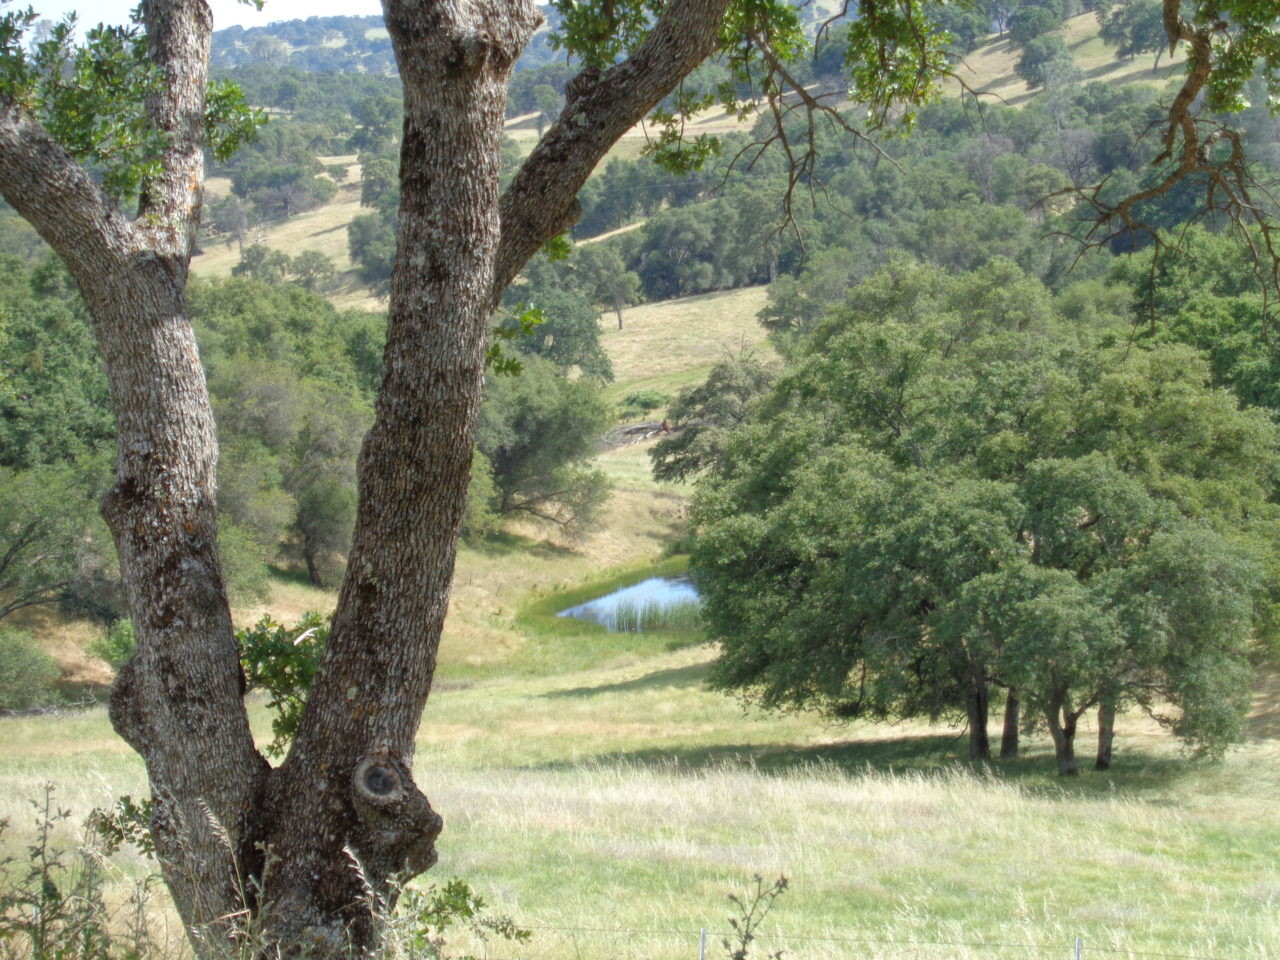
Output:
top-left (0, 0), bottom-right (731, 954)
top-left (1044, 692), bottom-right (1079, 776)
top-left (999, 690), bottom-right (1020, 759)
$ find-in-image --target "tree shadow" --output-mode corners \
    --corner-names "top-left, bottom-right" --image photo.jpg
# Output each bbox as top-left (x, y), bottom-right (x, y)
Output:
top-left (266, 563), bottom-right (315, 587)
top-left (534, 730), bottom-right (1199, 798)
top-left (536, 733), bottom-right (968, 774)
top-left (467, 530), bottom-right (581, 560)
top-left (543, 661), bottom-right (711, 699)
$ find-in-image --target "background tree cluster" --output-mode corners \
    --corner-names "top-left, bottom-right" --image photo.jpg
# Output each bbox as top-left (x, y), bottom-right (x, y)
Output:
top-left (0, 260), bottom-right (613, 610)
top-left (679, 258), bottom-right (1280, 775)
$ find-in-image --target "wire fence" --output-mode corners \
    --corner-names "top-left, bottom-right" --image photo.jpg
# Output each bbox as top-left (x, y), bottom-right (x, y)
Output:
top-left (441, 923), bottom-right (1242, 960)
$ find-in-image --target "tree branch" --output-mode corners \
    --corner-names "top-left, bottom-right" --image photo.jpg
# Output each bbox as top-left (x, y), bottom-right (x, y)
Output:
top-left (0, 101), bottom-right (137, 277)
top-left (135, 0), bottom-right (213, 259)
top-left (492, 0), bottom-right (732, 301)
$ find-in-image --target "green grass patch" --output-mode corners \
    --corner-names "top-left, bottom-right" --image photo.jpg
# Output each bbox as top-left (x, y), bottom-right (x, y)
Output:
top-left (611, 597), bottom-right (702, 633)
top-left (470, 556), bottom-right (703, 677)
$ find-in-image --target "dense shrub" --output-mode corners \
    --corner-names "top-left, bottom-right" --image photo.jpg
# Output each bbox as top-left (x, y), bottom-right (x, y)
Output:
top-left (0, 629), bottom-right (60, 710)
top-left (87, 618), bottom-right (135, 670)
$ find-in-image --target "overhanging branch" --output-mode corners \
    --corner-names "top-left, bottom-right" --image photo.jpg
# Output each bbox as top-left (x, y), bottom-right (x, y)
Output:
top-left (492, 0), bottom-right (732, 303)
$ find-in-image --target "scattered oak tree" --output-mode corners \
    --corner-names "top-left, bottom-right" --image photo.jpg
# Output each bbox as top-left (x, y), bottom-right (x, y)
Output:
top-left (692, 260), bottom-right (1279, 775)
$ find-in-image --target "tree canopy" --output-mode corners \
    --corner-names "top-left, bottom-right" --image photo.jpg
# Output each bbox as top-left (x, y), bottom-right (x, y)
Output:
top-left (691, 260), bottom-right (1280, 774)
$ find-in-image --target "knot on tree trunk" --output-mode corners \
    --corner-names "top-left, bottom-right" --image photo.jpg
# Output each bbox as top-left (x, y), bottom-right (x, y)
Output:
top-left (349, 750), bottom-right (443, 883)
top-left (107, 657), bottom-right (147, 752)
top-left (448, 30), bottom-right (492, 74)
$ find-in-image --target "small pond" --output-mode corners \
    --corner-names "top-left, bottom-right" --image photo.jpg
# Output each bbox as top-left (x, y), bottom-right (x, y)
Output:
top-left (557, 576), bottom-right (701, 632)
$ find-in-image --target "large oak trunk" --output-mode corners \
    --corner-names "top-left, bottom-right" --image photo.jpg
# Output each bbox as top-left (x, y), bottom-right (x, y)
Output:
top-left (252, 3), bottom-right (538, 950)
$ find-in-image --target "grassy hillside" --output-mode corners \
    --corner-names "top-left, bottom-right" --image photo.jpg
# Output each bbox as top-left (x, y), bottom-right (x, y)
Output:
top-left (601, 285), bottom-right (774, 405)
top-left (6, 280), bottom-right (1280, 957)
top-left (191, 13), bottom-right (1183, 311)
top-left (947, 13), bottom-right (1186, 106)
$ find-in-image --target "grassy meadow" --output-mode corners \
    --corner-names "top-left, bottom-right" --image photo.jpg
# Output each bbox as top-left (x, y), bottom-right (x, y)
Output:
top-left (5, 280), bottom-right (1280, 960)
top-left (5, 20), bottom-right (1278, 955)
top-left (5, 618), bottom-right (1280, 960)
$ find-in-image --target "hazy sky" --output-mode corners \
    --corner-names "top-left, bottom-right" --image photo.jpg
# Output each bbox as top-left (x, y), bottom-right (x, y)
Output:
top-left (27, 0), bottom-right (385, 32)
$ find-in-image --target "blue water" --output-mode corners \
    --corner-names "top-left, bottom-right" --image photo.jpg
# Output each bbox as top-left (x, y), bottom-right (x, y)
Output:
top-left (557, 576), bottom-right (700, 632)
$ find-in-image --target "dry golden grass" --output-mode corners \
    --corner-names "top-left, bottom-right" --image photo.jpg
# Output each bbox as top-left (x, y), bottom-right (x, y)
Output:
top-left (600, 285), bottom-right (774, 392)
top-left (233, 577), bottom-right (336, 629)
top-left (948, 14), bottom-right (1188, 106)
top-left (192, 181), bottom-right (365, 279)
top-left (6, 606), bottom-right (113, 688)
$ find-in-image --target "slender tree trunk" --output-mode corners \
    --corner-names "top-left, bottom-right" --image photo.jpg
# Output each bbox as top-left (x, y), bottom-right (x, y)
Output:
top-left (614, 297), bottom-right (625, 329)
top-left (1044, 692), bottom-right (1079, 776)
top-left (1000, 689), bottom-right (1020, 759)
top-left (965, 677), bottom-right (991, 760)
top-left (1096, 697), bottom-right (1116, 770)
top-left (303, 543), bottom-right (324, 589)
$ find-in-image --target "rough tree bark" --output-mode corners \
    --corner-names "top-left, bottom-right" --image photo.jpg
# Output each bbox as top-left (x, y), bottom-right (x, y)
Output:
top-left (0, 0), bottom-right (730, 954)
top-left (1044, 690), bottom-right (1080, 776)
top-left (0, 0), bottom-right (265, 938)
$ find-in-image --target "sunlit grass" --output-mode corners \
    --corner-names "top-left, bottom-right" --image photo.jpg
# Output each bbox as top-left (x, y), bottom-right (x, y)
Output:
top-left (4, 672), bottom-right (1279, 960)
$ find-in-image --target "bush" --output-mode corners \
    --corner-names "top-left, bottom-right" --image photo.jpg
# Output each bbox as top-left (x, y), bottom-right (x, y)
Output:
top-left (1, 785), bottom-right (163, 960)
top-left (237, 612), bottom-right (328, 758)
top-left (620, 389), bottom-right (668, 417)
top-left (87, 618), bottom-right (135, 670)
top-left (0, 629), bottom-right (60, 711)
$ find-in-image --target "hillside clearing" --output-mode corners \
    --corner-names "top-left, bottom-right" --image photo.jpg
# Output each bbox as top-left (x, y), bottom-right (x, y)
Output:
top-left (948, 14), bottom-right (1187, 106)
top-left (601, 286), bottom-right (774, 404)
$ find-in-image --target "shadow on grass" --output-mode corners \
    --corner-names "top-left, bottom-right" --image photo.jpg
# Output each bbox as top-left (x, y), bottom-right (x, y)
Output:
top-left (536, 730), bottom-right (1199, 798)
top-left (544, 660), bottom-right (711, 699)
top-left (266, 563), bottom-right (316, 587)
top-left (467, 530), bottom-right (580, 560)
top-left (534, 733), bottom-right (967, 774)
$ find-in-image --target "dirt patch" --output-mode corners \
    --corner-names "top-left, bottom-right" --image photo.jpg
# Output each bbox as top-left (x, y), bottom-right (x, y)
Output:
top-left (1247, 665), bottom-right (1280, 741)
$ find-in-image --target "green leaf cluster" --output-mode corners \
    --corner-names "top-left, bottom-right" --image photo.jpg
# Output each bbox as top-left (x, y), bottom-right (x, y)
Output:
top-left (0, 6), bottom-right (262, 201)
top-left (237, 611), bottom-right (328, 758)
